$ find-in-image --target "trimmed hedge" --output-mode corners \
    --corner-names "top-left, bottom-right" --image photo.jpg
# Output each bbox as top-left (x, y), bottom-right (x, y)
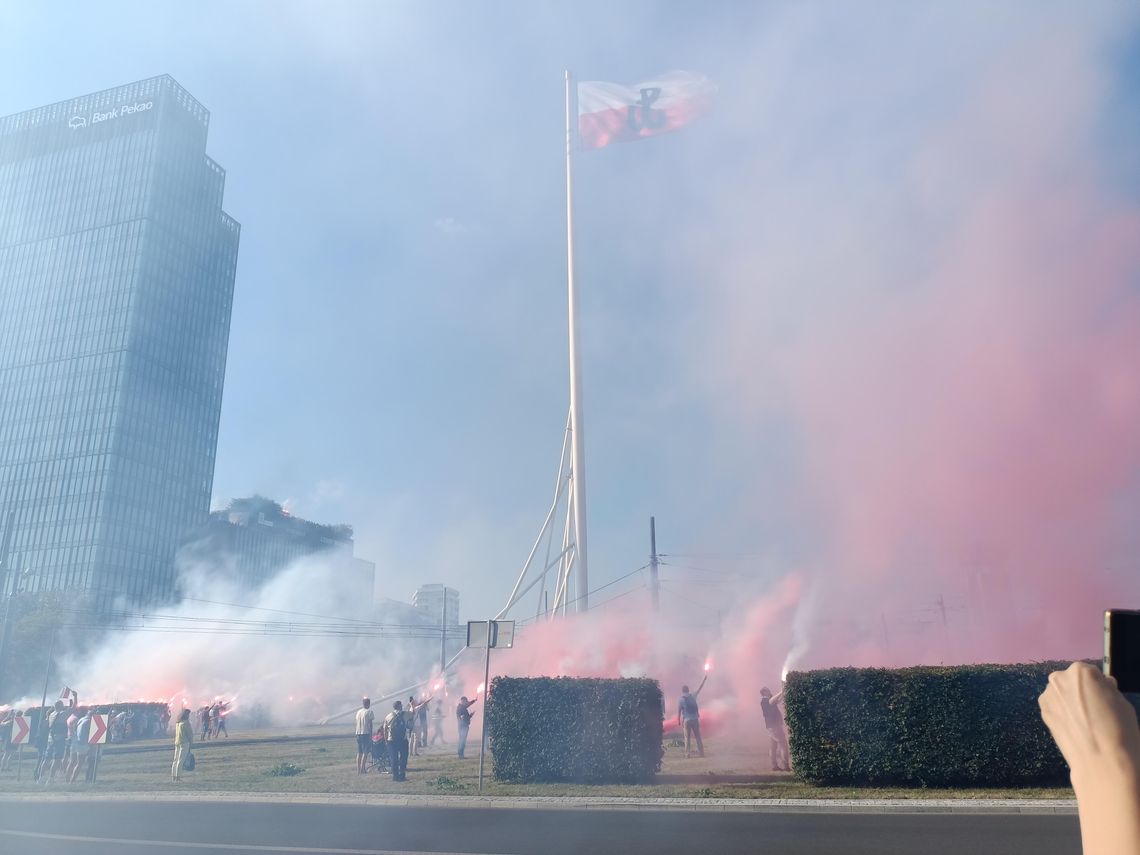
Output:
top-left (784, 662), bottom-right (1070, 787)
top-left (486, 676), bottom-right (664, 783)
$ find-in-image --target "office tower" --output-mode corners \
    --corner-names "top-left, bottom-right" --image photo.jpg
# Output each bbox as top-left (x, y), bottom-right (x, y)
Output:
top-left (0, 75), bottom-right (239, 606)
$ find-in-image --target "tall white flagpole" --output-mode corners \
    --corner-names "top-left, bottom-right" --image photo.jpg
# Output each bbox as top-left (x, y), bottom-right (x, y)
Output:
top-left (564, 70), bottom-right (589, 611)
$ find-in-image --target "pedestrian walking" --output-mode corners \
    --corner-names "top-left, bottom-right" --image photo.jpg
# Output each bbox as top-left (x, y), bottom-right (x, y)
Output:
top-left (429, 700), bottom-right (446, 746)
top-left (677, 674), bottom-right (708, 759)
top-left (455, 696), bottom-right (477, 759)
top-left (354, 697), bottom-right (374, 774)
top-left (760, 687), bottom-right (791, 771)
top-left (172, 708), bottom-right (193, 782)
top-left (384, 701), bottom-right (409, 781)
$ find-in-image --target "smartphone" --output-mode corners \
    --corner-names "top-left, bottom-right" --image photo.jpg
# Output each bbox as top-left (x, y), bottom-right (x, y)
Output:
top-left (1104, 609), bottom-right (1140, 695)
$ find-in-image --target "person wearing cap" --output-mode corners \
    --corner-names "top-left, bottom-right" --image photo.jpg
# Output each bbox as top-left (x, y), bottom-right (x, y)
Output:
top-left (761, 687), bottom-right (790, 772)
top-left (455, 696), bottom-right (478, 759)
top-left (354, 697), bottom-right (374, 774)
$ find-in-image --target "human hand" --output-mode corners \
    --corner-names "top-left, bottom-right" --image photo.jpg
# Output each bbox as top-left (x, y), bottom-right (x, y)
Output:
top-left (1039, 661), bottom-right (1140, 791)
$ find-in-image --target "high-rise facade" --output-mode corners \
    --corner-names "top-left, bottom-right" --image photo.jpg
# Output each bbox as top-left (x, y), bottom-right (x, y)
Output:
top-left (178, 496), bottom-right (375, 598)
top-left (412, 585), bottom-right (460, 627)
top-left (0, 76), bottom-right (239, 606)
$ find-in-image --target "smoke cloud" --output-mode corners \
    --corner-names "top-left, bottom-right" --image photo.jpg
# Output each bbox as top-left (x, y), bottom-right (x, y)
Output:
top-left (8, 4), bottom-right (1139, 741)
top-left (673, 3), bottom-right (1140, 671)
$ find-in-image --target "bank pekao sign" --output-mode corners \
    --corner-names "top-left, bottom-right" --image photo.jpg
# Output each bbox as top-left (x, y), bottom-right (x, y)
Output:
top-left (68, 100), bottom-right (153, 130)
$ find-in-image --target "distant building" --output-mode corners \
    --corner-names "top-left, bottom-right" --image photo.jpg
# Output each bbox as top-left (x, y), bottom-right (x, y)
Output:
top-left (375, 588), bottom-right (464, 669)
top-left (413, 584), bottom-right (460, 627)
top-left (178, 496), bottom-right (374, 596)
top-left (0, 76), bottom-right (239, 607)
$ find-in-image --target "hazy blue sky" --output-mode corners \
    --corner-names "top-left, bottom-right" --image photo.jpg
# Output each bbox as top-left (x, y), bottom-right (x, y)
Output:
top-left (3, 2), bottom-right (1138, 625)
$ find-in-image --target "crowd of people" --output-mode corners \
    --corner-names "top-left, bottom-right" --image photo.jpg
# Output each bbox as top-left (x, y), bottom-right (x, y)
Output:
top-left (0, 689), bottom-right (239, 787)
top-left (0, 691), bottom-right (107, 784)
top-left (354, 693), bottom-right (481, 780)
top-left (196, 701), bottom-right (230, 741)
top-left (348, 671), bottom-right (794, 782)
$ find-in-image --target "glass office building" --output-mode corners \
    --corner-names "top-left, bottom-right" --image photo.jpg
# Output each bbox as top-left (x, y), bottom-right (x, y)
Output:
top-left (0, 76), bottom-right (239, 607)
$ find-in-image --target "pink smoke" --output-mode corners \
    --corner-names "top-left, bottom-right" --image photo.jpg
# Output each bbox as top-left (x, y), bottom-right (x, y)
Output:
top-left (677, 6), bottom-right (1140, 672)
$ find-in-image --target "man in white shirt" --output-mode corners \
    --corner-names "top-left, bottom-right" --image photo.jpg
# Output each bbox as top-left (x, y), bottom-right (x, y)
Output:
top-left (354, 697), bottom-right (374, 774)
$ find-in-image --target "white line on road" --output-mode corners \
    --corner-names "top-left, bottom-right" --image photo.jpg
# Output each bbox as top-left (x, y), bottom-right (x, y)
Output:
top-left (0, 828), bottom-right (505, 855)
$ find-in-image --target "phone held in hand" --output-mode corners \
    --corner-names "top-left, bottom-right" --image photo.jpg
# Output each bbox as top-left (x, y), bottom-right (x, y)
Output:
top-left (1104, 609), bottom-right (1140, 714)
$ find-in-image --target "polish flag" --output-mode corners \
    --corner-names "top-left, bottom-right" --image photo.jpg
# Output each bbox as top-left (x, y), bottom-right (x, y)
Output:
top-left (578, 71), bottom-right (715, 151)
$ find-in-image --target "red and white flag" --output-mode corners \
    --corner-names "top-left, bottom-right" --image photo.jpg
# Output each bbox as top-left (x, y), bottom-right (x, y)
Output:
top-left (577, 71), bottom-right (715, 151)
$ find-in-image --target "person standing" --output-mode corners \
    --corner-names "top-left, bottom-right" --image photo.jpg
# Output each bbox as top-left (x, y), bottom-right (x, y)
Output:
top-left (406, 696), bottom-right (419, 756)
top-left (68, 708), bottom-right (93, 784)
top-left (760, 687), bottom-right (791, 771)
top-left (416, 697), bottom-right (429, 751)
top-left (32, 707), bottom-right (50, 780)
top-left (0, 709), bottom-right (14, 772)
top-left (172, 708), bottom-right (193, 782)
top-left (429, 700), bottom-right (446, 746)
top-left (455, 696), bottom-right (477, 759)
top-left (198, 706), bottom-right (211, 741)
top-left (384, 701), bottom-right (408, 781)
top-left (354, 697), bottom-right (374, 774)
top-left (677, 674), bottom-right (708, 759)
top-left (44, 700), bottom-right (70, 784)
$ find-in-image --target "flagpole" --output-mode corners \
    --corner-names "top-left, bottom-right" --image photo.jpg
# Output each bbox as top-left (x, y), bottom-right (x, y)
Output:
top-left (564, 69), bottom-right (589, 612)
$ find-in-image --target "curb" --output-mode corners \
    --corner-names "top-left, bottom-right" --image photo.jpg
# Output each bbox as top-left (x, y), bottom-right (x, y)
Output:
top-left (0, 791), bottom-right (1079, 815)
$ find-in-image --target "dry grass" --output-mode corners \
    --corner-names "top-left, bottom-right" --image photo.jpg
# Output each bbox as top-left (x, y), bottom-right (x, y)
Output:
top-left (0, 730), bottom-right (1074, 800)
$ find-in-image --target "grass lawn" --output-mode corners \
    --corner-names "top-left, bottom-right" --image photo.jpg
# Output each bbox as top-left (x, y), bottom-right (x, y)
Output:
top-left (0, 729), bottom-right (1074, 801)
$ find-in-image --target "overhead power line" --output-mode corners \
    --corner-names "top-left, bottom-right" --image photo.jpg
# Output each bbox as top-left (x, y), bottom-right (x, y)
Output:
top-left (517, 563), bottom-right (649, 626)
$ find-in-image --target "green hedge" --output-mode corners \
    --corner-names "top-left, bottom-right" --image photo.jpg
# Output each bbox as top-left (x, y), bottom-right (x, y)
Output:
top-left (486, 676), bottom-right (664, 783)
top-left (784, 662), bottom-right (1070, 787)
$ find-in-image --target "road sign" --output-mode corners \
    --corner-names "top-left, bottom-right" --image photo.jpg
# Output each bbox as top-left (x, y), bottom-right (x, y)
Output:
top-left (466, 620), bottom-right (515, 649)
top-left (10, 714), bottom-right (29, 745)
top-left (88, 713), bottom-right (108, 744)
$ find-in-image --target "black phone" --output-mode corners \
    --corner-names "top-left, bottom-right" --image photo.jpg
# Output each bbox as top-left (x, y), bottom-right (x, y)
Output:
top-left (1104, 609), bottom-right (1140, 696)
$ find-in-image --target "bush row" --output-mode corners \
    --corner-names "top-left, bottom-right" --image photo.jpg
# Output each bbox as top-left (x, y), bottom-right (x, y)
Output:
top-left (486, 676), bottom-right (664, 783)
top-left (783, 662), bottom-right (1071, 787)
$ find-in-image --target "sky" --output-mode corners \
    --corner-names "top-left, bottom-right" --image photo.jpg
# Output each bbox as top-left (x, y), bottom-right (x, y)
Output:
top-left (2, 1), bottom-right (1139, 650)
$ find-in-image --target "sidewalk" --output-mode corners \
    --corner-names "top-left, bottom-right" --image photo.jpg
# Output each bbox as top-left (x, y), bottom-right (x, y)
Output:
top-left (0, 790), bottom-right (1078, 815)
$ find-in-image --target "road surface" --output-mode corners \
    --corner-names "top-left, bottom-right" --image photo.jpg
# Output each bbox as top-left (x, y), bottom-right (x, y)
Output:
top-left (0, 800), bottom-right (1080, 855)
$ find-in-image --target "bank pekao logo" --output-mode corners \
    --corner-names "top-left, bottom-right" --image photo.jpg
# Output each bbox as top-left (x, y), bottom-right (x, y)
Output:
top-left (68, 100), bottom-right (153, 130)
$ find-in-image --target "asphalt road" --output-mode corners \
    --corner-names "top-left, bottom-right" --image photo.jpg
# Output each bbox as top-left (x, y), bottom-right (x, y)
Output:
top-left (0, 800), bottom-right (1081, 855)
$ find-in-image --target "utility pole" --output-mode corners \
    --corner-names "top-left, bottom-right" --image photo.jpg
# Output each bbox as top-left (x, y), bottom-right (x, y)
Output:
top-left (648, 516), bottom-right (660, 613)
top-left (0, 510), bottom-right (18, 699)
top-left (37, 625), bottom-right (57, 744)
top-left (0, 509), bottom-right (14, 599)
top-left (439, 592), bottom-right (448, 673)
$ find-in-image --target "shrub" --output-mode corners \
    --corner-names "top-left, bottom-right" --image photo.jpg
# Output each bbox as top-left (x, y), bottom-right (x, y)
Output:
top-left (486, 676), bottom-right (664, 783)
top-left (266, 762), bottom-right (303, 777)
top-left (429, 775), bottom-right (467, 791)
top-left (784, 662), bottom-right (1071, 787)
